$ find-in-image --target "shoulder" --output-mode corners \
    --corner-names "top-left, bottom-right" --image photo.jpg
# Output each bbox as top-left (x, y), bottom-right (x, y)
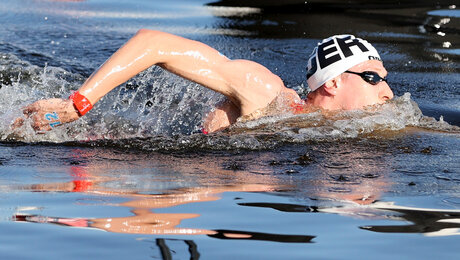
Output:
top-left (218, 59), bottom-right (288, 113)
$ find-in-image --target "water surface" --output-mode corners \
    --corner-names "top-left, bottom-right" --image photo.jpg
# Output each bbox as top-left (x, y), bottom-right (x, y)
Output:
top-left (0, 0), bottom-right (459, 259)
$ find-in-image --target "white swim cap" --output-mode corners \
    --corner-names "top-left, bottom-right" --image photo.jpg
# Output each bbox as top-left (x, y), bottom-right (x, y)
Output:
top-left (306, 35), bottom-right (381, 91)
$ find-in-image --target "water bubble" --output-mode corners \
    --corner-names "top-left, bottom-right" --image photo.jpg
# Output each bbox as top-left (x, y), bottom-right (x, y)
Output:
top-left (1, 54), bottom-right (458, 151)
top-left (440, 18), bottom-right (451, 24)
top-left (443, 42), bottom-right (452, 48)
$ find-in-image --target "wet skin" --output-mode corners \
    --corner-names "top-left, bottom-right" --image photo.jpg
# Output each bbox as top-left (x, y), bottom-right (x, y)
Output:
top-left (306, 60), bottom-right (394, 111)
top-left (13, 29), bottom-right (393, 133)
top-left (332, 60), bottom-right (393, 110)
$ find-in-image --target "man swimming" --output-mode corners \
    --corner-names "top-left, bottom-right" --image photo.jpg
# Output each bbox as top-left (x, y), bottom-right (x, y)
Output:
top-left (18, 29), bottom-right (393, 133)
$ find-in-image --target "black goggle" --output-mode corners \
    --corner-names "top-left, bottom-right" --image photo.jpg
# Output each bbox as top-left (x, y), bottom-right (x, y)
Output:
top-left (344, 70), bottom-right (387, 85)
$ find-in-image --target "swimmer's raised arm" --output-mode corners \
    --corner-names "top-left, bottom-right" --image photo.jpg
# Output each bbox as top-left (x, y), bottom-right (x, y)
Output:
top-left (80, 29), bottom-right (230, 105)
top-left (79, 29), bottom-right (285, 113)
top-left (17, 29), bottom-right (287, 132)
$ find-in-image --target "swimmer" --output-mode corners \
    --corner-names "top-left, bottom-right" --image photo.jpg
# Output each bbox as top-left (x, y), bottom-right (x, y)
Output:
top-left (16, 30), bottom-right (393, 133)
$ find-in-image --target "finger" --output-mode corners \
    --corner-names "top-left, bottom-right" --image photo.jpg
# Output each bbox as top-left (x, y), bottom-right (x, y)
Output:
top-left (32, 124), bottom-right (52, 133)
top-left (23, 104), bottom-right (38, 117)
top-left (11, 117), bottom-right (25, 129)
top-left (31, 114), bottom-right (52, 132)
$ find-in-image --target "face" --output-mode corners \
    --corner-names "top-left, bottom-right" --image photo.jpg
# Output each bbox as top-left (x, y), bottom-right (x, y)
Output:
top-left (335, 60), bottom-right (394, 110)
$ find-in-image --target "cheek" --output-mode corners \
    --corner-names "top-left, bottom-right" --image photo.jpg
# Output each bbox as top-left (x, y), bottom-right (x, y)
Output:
top-left (356, 87), bottom-right (381, 107)
top-left (343, 85), bottom-right (379, 109)
top-left (339, 76), bottom-right (382, 110)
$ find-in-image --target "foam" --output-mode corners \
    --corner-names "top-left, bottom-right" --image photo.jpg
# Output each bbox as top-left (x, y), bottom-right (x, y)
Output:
top-left (1, 53), bottom-right (458, 150)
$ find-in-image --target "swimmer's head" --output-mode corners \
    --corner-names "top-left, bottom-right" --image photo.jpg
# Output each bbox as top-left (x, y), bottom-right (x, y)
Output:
top-left (306, 35), bottom-right (393, 110)
top-left (306, 35), bottom-right (382, 92)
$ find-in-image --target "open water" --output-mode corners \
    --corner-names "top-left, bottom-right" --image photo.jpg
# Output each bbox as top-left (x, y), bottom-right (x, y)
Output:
top-left (0, 0), bottom-right (459, 259)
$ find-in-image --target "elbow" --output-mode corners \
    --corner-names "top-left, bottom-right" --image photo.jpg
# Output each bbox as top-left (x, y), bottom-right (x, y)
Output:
top-left (135, 28), bottom-right (163, 41)
top-left (135, 29), bottom-right (172, 46)
top-left (133, 29), bottom-right (166, 58)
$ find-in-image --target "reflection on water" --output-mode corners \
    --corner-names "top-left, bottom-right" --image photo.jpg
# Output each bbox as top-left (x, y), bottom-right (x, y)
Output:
top-left (12, 165), bottom-right (315, 242)
top-left (0, 0), bottom-right (459, 258)
top-left (239, 201), bottom-right (460, 237)
top-left (6, 132), bottom-right (459, 242)
top-left (1, 128), bottom-right (459, 258)
top-left (361, 202), bottom-right (460, 237)
top-left (11, 163), bottom-right (460, 242)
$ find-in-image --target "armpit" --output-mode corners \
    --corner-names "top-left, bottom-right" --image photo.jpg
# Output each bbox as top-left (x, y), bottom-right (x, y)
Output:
top-left (202, 99), bottom-right (241, 133)
top-left (237, 91), bottom-right (302, 123)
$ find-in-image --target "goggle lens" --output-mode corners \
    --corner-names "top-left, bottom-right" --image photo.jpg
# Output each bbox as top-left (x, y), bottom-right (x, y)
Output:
top-left (345, 71), bottom-right (387, 85)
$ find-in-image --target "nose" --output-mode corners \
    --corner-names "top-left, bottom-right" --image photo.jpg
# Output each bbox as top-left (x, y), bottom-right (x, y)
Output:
top-left (379, 82), bottom-right (394, 101)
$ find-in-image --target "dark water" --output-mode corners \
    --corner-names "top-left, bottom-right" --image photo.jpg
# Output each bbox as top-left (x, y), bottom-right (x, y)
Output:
top-left (0, 0), bottom-right (459, 259)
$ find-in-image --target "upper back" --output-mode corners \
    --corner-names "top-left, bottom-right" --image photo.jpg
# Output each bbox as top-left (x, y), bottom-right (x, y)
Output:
top-left (218, 59), bottom-right (295, 115)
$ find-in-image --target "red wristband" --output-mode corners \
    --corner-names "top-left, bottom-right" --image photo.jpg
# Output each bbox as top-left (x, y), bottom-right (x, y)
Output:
top-left (69, 91), bottom-right (93, 116)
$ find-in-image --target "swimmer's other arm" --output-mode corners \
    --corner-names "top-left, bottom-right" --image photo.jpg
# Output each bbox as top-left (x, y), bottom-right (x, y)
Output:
top-left (15, 29), bottom-right (285, 132)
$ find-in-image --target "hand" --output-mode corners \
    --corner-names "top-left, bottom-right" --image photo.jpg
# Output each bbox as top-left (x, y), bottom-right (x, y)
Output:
top-left (13, 98), bottom-right (81, 132)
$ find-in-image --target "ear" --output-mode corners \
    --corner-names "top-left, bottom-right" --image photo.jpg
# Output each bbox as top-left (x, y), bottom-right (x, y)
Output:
top-left (322, 78), bottom-right (339, 96)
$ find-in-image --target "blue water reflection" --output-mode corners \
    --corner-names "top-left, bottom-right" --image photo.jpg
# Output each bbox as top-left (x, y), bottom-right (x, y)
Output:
top-left (0, 0), bottom-right (459, 259)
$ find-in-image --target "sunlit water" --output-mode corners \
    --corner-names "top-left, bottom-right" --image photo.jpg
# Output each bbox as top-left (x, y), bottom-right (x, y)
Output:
top-left (0, 0), bottom-right (459, 259)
